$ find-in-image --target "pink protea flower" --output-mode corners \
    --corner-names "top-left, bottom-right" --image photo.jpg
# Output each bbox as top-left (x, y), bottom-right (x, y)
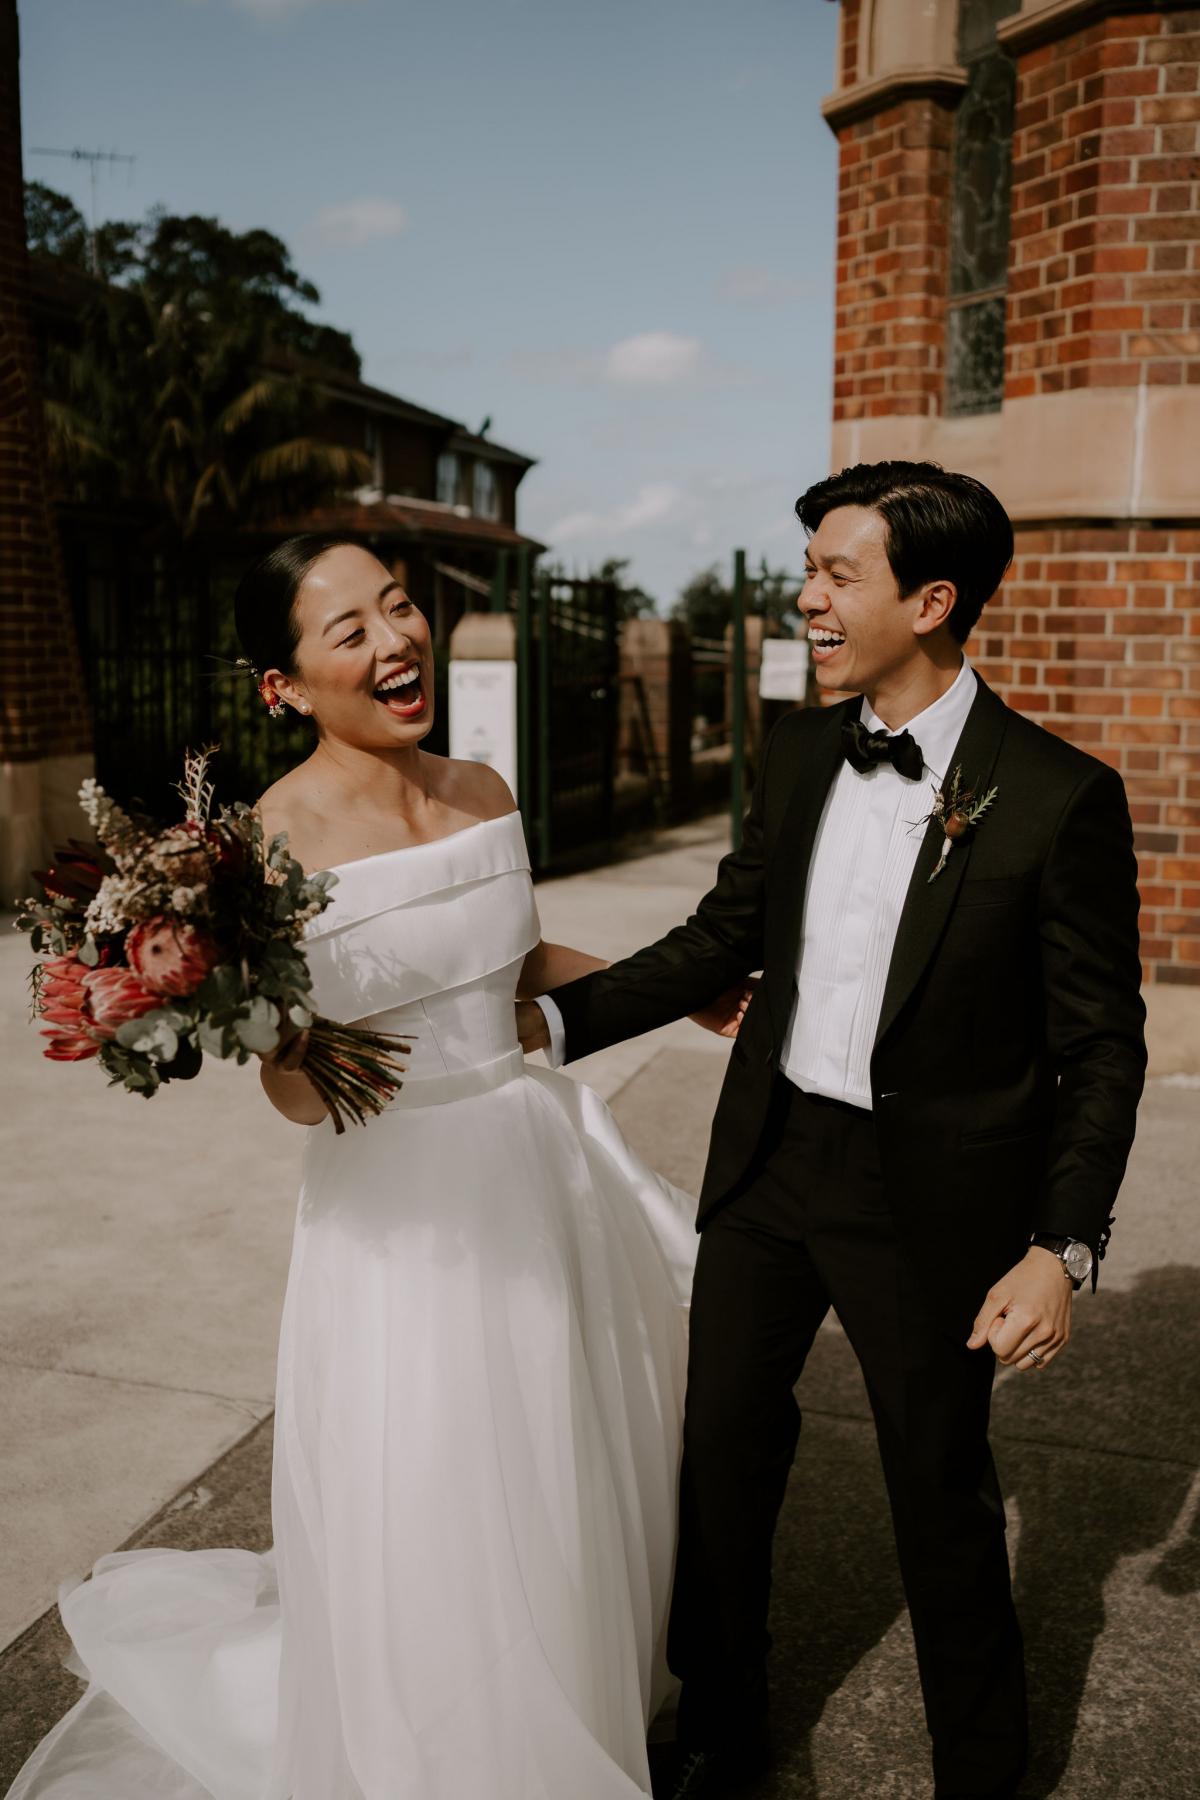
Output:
top-left (38, 952), bottom-right (91, 1028)
top-left (42, 1026), bottom-right (103, 1062)
top-left (127, 918), bottom-right (220, 997)
top-left (38, 952), bottom-right (104, 1060)
top-left (80, 965), bottom-right (162, 1038)
top-left (36, 952), bottom-right (157, 1058)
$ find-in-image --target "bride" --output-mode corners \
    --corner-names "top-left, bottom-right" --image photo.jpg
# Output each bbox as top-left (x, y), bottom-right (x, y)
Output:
top-left (8, 536), bottom-right (743, 1800)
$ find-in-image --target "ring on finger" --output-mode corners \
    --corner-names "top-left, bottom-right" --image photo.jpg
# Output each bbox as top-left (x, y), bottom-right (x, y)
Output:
top-left (1026, 1347), bottom-right (1046, 1367)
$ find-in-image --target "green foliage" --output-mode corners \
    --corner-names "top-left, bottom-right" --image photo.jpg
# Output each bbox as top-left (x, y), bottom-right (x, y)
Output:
top-left (538, 556), bottom-right (658, 622)
top-left (27, 184), bottom-right (369, 534)
top-left (673, 560), bottom-right (804, 639)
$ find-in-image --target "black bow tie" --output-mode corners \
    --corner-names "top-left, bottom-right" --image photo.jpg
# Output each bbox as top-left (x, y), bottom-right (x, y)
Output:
top-left (841, 717), bottom-right (925, 782)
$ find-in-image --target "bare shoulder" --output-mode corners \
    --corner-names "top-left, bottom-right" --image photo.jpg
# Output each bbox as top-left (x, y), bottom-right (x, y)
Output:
top-left (437, 756), bottom-right (518, 823)
top-left (254, 767), bottom-right (322, 864)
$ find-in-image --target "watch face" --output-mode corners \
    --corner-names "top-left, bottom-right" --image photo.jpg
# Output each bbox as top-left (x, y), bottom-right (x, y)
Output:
top-left (1063, 1240), bottom-right (1093, 1281)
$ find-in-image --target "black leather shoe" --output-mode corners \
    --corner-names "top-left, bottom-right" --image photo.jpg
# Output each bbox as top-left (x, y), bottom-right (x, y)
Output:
top-left (670, 1749), bottom-right (733, 1798)
top-left (665, 1743), bottom-right (773, 1799)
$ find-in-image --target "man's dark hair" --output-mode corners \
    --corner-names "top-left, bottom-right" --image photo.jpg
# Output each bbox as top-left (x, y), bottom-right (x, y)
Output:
top-left (794, 460), bottom-right (1013, 645)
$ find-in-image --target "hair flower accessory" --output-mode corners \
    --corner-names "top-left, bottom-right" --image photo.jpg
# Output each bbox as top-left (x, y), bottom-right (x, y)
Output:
top-left (234, 655), bottom-right (284, 717)
top-left (922, 765), bottom-right (998, 883)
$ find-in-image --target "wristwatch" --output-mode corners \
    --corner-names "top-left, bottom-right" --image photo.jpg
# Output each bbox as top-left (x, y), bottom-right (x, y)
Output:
top-left (1030, 1233), bottom-right (1093, 1290)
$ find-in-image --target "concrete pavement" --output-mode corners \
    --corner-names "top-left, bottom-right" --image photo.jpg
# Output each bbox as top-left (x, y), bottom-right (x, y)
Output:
top-left (2, 812), bottom-right (1198, 1794)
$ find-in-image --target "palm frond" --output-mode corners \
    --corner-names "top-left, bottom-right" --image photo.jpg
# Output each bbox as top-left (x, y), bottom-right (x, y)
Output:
top-left (243, 438), bottom-right (371, 487)
top-left (43, 398), bottom-right (113, 473)
top-left (216, 377), bottom-right (283, 436)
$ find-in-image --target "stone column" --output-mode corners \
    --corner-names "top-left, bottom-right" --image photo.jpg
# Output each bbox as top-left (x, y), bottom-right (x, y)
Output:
top-left (0, 0), bottom-right (93, 901)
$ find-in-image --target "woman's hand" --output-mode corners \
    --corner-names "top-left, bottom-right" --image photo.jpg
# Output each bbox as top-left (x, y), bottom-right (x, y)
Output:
top-left (690, 977), bottom-right (758, 1040)
top-left (259, 1020), bottom-right (310, 1072)
top-left (257, 1018), bottom-right (327, 1124)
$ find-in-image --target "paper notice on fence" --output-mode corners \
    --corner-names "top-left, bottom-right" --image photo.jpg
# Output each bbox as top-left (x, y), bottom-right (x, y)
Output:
top-left (449, 660), bottom-right (518, 793)
top-left (759, 638), bottom-right (809, 701)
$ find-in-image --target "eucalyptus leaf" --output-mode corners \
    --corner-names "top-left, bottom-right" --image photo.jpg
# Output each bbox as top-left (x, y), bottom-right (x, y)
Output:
top-left (196, 1018), bottom-right (230, 1059)
top-left (77, 937), bottom-right (100, 968)
top-left (234, 1014), bottom-right (280, 1054)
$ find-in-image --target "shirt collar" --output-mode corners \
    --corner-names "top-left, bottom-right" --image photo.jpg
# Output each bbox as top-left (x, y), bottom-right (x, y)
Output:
top-left (860, 657), bottom-right (978, 784)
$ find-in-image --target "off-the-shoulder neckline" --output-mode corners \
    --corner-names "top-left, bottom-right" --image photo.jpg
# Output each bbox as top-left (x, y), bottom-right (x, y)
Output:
top-left (318, 810), bottom-right (520, 876)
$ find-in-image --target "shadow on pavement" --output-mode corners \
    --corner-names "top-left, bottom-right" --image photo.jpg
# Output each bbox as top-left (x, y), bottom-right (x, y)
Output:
top-left (3, 1242), bottom-right (1196, 1799)
top-left (741, 1265), bottom-right (1200, 1799)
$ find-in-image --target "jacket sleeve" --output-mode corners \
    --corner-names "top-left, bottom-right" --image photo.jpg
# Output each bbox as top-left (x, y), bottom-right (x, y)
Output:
top-left (549, 718), bottom-right (783, 1063)
top-left (1034, 762), bottom-right (1148, 1272)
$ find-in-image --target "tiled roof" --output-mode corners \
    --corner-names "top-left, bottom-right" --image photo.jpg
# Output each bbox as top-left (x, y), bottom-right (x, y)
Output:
top-left (277, 496), bottom-right (544, 552)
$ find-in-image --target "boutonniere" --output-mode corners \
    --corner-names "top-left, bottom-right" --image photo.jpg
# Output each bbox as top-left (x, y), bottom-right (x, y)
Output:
top-left (922, 765), bottom-right (998, 883)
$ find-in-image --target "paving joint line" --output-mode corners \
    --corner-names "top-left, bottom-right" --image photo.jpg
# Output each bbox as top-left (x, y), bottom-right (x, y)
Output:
top-left (0, 1353), bottom-right (273, 1410)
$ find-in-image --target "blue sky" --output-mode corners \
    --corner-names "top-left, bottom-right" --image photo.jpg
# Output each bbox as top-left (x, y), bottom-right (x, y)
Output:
top-left (21, 0), bottom-right (840, 606)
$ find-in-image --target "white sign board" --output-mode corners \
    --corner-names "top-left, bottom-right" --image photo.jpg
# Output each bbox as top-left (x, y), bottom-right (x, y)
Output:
top-left (758, 637), bottom-right (809, 702)
top-left (449, 660), bottom-right (518, 795)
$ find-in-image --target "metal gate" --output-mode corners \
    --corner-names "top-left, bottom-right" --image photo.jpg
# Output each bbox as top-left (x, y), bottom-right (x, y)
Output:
top-left (528, 570), bottom-right (620, 869)
top-left (65, 526), bottom-right (305, 818)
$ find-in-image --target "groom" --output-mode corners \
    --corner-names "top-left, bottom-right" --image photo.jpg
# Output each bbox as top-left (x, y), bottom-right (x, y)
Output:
top-left (519, 461), bottom-right (1147, 1798)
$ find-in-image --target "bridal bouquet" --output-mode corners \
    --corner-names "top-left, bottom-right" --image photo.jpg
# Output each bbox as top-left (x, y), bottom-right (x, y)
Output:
top-left (18, 750), bottom-right (408, 1133)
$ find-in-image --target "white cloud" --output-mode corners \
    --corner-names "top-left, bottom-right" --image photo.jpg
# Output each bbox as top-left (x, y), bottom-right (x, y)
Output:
top-left (605, 332), bottom-right (702, 385)
top-left (507, 333), bottom-right (707, 390)
top-left (305, 197), bottom-right (408, 251)
top-left (548, 483), bottom-right (684, 545)
top-left (715, 265), bottom-right (817, 308)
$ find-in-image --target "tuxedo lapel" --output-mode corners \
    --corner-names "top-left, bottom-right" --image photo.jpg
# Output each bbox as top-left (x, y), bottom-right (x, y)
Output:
top-left (873, 678), bottom-right (1009, 1051)
top-left (764, 697), bottom-right (856, 1041)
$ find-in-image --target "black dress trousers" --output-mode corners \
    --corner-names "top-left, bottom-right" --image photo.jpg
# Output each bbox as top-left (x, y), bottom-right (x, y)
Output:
top-left (667, 1076), bottom-right (1028, 1797)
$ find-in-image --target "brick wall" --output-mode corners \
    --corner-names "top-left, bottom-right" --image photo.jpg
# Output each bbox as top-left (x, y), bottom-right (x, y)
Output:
top-left (0, 0), bottom-right (91, 768)
top-left (833, 94), bottom-right (957, 420)
top-left (1006, 9), bottom-right (1200, 397)
top-left (839, 0), bottom-right (863, 90)
top-left (971, 523), bottom-right (1200, 984)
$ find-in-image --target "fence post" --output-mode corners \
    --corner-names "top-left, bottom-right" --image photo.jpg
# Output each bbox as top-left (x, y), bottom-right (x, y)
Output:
top-left (536, 569), bottom-right (552, 869)
top-left (490, 548), bottom-right (510, 615)
top-left (516, 547), bottom-right (533, 829)
top-left (731, 547), bottom-right (747, 848)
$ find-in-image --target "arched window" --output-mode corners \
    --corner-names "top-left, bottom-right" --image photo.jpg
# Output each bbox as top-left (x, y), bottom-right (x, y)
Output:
top-left (945, 0), bottom-right (1021, 415)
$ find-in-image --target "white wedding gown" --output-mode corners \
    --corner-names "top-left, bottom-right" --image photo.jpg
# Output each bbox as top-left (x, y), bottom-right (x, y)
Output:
top-left (9, 812), bottom-right (697, 1799)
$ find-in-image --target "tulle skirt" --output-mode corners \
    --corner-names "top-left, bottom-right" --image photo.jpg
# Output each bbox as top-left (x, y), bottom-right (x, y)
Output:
top-left (8, 1064), bottom-right (695, 1799)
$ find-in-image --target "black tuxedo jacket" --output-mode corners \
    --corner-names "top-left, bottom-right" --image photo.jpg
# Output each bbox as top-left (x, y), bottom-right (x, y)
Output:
top-left (550, 677), bottom-right (1147, 1317)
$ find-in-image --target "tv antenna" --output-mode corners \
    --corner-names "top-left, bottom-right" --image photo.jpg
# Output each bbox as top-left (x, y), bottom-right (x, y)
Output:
top-left (27, 146), bottom-right (136, 276)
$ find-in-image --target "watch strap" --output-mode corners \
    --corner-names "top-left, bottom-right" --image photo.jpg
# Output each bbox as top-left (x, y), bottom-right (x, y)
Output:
top-left (1030, 1232), bottom-right (1086, 1290)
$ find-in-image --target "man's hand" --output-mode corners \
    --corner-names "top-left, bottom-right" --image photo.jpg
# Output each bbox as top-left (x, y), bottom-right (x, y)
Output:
top-left (516, 1000), bottom-right (551, 1056)
top-left (690, 976), bottom-right (759, 1040)
top-left (967, 1247), bottom-right (1073, 1372)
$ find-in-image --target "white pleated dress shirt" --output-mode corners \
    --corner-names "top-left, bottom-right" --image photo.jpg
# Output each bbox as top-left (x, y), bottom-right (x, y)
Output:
top-left (781, 657), bottom-right (977, 1110)
top-left (537, 660), bottom-right (978, 1107)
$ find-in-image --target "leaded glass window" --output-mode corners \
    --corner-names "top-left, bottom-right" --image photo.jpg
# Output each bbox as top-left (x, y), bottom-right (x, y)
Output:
top-left (946, 0), bottom-right (1021, 416)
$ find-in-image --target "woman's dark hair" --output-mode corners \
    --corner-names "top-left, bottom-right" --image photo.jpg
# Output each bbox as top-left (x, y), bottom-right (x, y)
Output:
top-left (794, 460), bottom-right (1013, 644)
top-left (233, 533), bottom-right (360, 676)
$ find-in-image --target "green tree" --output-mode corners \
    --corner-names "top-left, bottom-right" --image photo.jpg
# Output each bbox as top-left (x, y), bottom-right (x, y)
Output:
top-left (28, 186), bottom-right (368, 534)
top-left (672, 559), bottom-right (803, 638)
top-left (595, 556), bottom-right (657, 621)
top-left (538, 556), bottom-right (658, 621)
